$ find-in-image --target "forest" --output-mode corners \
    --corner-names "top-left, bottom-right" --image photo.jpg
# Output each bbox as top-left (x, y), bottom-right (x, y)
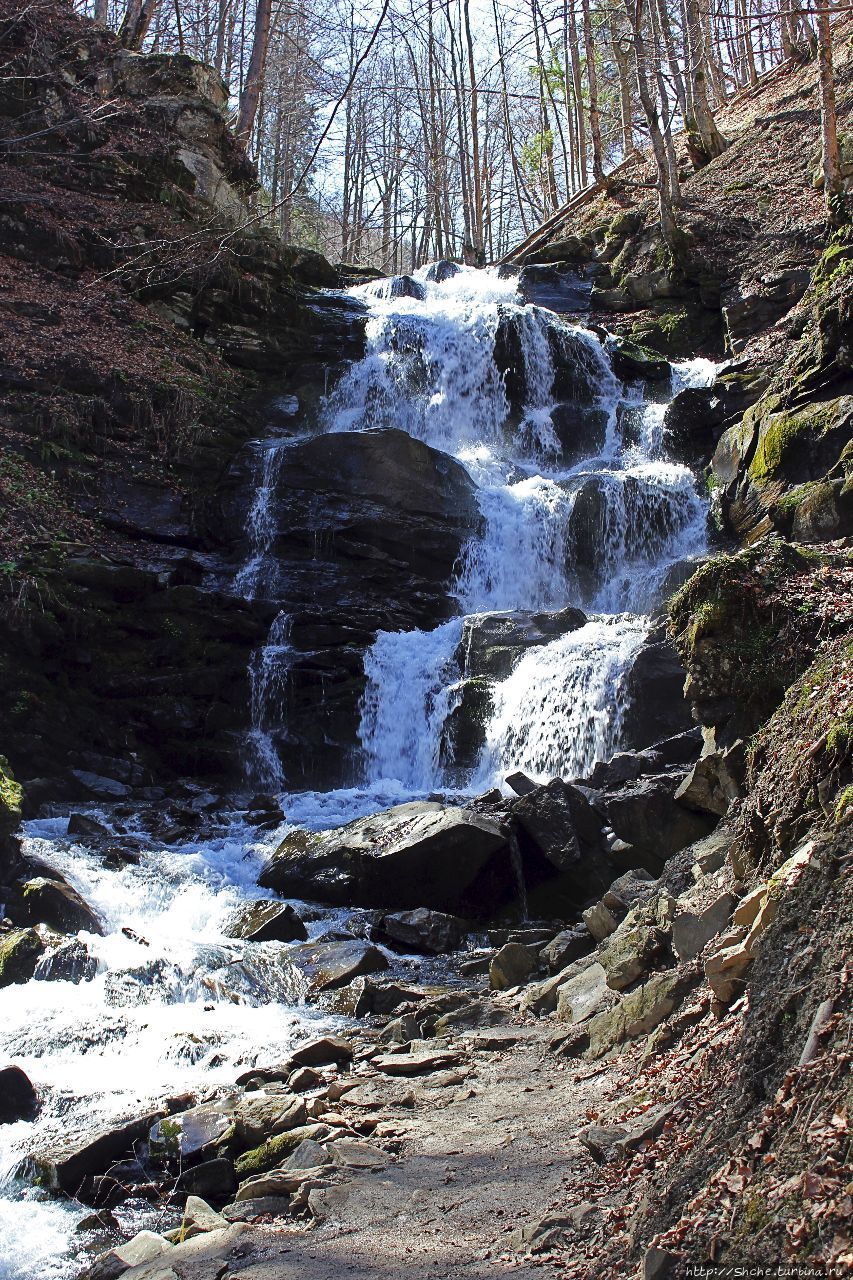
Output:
top-left (74, 0), bottom-right (839, 263)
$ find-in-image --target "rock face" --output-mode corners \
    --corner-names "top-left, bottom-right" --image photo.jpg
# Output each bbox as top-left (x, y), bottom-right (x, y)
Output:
top-left (226, 429), bottom-right (481, 787)
top-left (259, 802), bottom-right (510, 916)
top-left (225, 901), bottom-right (307, 944)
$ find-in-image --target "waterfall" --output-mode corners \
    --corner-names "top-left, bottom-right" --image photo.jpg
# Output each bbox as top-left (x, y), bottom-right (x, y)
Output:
top-left (244, 612), bottom-right (290, 792)
top-left (234, 439), bottom-right (291, 791)
top-left (328, 266), bottom-right (715, 792)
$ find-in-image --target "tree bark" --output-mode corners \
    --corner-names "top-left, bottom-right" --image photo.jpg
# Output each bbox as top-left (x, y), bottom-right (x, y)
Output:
top-left (118, 0), bottom-right (159, 49)
top-left (581, 0), bottom-right (605, 182)
top-left (683, 0), bottom-right (727, 167)
top-left (816, 1), bottom-right (845, 224)
top-left (235, 0), bottom-right (272, 147)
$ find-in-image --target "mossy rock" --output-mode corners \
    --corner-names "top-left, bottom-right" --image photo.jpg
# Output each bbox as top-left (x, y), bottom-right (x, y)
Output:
top-left (747, 397), bottom-right (852, 486)
top-left (630, 302), bottom-right (723, 360)
top-left (0, 755), bottom-right (22, 832)
top-left (0, 928), bottom-right (43, 987)
top-left (606, 335), bottom-right (671, 383)
top-left (234, 1123), bottom-right (327, 1179)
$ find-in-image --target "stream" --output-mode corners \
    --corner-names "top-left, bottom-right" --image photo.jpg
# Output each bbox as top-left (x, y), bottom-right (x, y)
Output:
top-left (0, 264), bottom-right (714, 1278)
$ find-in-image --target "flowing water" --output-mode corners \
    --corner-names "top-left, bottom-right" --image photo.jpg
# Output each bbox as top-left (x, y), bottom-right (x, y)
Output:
top-left (0, 264), bottom-right (715, 1277)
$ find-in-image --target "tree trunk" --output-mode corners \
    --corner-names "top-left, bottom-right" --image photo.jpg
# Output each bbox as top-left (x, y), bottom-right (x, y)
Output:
top-left (118, 0), bottom-right (159, 49)
top-left (816, 2), bottom-right (845, 224)
top-left (683, 0), bottom-right (727, 167)
top-left (581, 0), bottom-right (605, 182)
top-left (235, 0), bottom-right (272, 147)
top-left (462, 0), bottom-right (484, 260)
top-left (95, 0), bottom-right (110, 25)
top-left (623, 0), bottom-right (681, 251)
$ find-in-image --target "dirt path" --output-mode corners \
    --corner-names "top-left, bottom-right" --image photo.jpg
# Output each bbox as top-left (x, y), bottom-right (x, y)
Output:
top-left (146, 1026), bottom-right (617, 1280)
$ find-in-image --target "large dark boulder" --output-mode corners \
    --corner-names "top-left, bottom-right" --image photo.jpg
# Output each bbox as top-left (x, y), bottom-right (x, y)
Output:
top-left (224, 428), bottom-right (483, 788)
top-left (510, 779), bottom-right (611, 914)
top-left (663, 386), bottom-right (729, 471)
top-left (0, 1065), bottom-right (39, 1124)
top-left (621, 625), bottom-right (694, 750)
top-left (604, 774), bottom-right (717, 871)
top-left (15, 875), bottom-right (104, 936)
top-left (259, 801), bottom-right (510, 917)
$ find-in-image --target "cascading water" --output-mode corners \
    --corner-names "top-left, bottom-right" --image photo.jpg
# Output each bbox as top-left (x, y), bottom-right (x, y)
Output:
top-left (330, 265), bottom-right (715, 791)
top-left (0, 263), bottom-right (716, 1279)
top-left (235, 439), bottom-right (291, 791)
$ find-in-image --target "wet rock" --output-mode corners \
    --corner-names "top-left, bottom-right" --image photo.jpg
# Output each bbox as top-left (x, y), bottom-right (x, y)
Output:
top-left (66, 813), bottom-right (111, 843)
top-left (259, 801), bottom-right (509, 916)
top-left (17, 875), bottom-right (104, 936)
top-left (69, 771), bottom-right (131, 800)
top-left (555, 961), bottom-right (612, 1023)
top-left (457, 608), bottom-right (587, 681)
top-left (586, 967), bottom-right (701, 1059)
top-left (350, 976), bottom-right (426, 1017)
top-left (287, 939), bottom-right (389, 992)
top-left (621, 632), bottom-right (694, 750)
top-left (290, 1035), bottom-right (354, 1068)
top-left (37, 1110), bottom-right (165, 1195)
top-left (589, 751), bottom-right (662, 790)
top-left (606, 335), bottom-right (671, 382)
top-left (34, 937), bottom-right (98, 983)
top-left (375, 907), bottom-right (467, 954)
top-left (505, 771), bottom-right (538, 797)
top-left (489, 941), bottom-right (537, 990)
top-left (663, 386), bottom-right (729, 471)
top-left (540, 926), bottom-right (593, 973)
top-left (176, 1157), bottom-right (237, 1200)
top-left (0, 1065), bottom-right (38, 1123)
top-left (0, 927), bottom-right (44, 986)
top-left (150, 1103), bottom-right (235, 1161)
top-left (425, 260), bottom-right (461, 283)
top-left (224, 899), bottom-right (307, 943)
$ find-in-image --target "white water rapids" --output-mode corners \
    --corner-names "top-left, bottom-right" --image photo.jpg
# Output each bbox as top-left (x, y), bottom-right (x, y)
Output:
top-left (0, 264), bottom-right (714, 1278)
top-left (323, 265), bottom-right (714, 794)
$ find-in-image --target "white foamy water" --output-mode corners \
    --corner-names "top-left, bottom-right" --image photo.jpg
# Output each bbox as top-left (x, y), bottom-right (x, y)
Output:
top-left (331, 266), bottom-right (715, 790)
top-left (475, 615), bottom-right (648, 783)
top-left (0, 814), bottom-right (339, 1279)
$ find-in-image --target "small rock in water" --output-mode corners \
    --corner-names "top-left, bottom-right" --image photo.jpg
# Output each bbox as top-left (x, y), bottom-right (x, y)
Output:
top-left (66, 813), bottom-right (111, 843)
top-left (17, 875), bottom-right (105, 936)
top-left (375, 907), bottom-right (467, 955)
top-left (225, 899), bottom-right (307, 943)
top-left (34, 938), bottom-right (98, 983)
top-left (0, 1065), bottom-right (38, 1123)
